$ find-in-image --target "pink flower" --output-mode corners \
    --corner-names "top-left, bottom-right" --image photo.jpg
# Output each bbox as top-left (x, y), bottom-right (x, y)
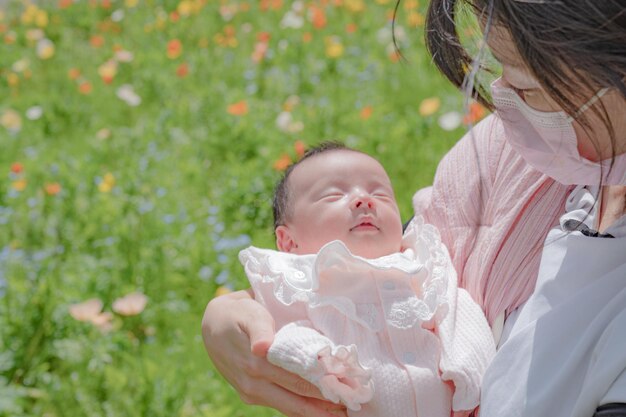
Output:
top-left (112, 292), bottom-right (148, 316)
top-left (69, 298), bottom-right (103, 322)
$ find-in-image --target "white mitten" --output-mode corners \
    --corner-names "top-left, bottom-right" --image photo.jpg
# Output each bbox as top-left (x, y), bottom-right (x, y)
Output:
top-left (267, 321), bottom-right (373, 411)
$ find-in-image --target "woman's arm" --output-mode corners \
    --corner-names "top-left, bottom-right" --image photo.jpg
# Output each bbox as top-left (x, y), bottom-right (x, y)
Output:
top-left (201, 289), bottom-right (348, 417)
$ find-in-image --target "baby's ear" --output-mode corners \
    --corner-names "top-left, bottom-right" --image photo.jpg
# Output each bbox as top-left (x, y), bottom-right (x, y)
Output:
top-left (275, 225), bottom-right (297, 253)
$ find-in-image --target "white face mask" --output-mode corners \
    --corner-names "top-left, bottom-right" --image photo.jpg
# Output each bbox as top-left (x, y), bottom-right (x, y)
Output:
top-left (491, 78), bottom-right (626, 185)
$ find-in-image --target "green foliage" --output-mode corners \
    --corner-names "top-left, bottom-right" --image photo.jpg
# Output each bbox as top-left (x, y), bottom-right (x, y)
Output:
top-left (0, 0), bottom-right (481, 415)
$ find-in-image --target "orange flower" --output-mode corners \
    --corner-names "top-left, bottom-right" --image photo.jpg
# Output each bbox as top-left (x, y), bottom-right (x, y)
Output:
top-left (260, 0), bottom-right (282, 11)
top-left (68, 67), bottom-right (81, 80)
top-left (463, 102), bottom-right (487, 125)
top-left (170, 11), bottom-right (180, 22)
top-left (257, 31), bottom-right (271, 43)
top-left (273, 153), bottom-right (292, 171)
top-left (419, 97), bottom-right (441, 117)
top-left (58, 0), bottom-right (73, 8)
top-left (90, 35), bottom-right (105, 48)
top-left (294, 140), bottom-right (306, 158)
top-left (311, 7), bottom-right (327, 29)
top-left (360, 106), bottom-right (373, 120)
top-left (227, 100), bottom-right (248, 116)
top-left (112, 292), bottom-right (148, 316)
top-left (302, 32), bottom-right (313, 43)
top-left (101, 0), bottom-right (112, 9)
top-left (345, 23), bottom-right (358, 33)
top-left (79, 81), bottom-right (92, 94)
top-left (389, 50), bottom-right (402, 63)
top-left (176, 62), bottom-right (189, 77)
top-left (10, 162), bottom-right (23, 174)
top-left (167, 39), bottom-right (182, 59)
top-left (44, 182), bottom-right (61, 195)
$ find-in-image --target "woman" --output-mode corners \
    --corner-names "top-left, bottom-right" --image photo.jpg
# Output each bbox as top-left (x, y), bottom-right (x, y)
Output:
top-left (202, 1), bottom-right (626, 416)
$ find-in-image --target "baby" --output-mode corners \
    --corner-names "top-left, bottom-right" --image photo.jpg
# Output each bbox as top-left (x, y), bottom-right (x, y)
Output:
top-left (239, 142), bottom-right (495, 417)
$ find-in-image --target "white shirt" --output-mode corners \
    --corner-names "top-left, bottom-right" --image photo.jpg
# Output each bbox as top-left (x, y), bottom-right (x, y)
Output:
top-left (481, 186), bottom-right (626, 417)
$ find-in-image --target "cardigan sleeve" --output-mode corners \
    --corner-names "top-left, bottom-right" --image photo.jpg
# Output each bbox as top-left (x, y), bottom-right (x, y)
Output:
top-left (413, 115), bottom-right (504, 290)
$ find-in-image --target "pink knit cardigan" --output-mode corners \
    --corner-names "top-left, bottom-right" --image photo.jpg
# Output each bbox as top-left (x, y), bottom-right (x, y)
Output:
top-left (413, 115), bottom-right (571, 325)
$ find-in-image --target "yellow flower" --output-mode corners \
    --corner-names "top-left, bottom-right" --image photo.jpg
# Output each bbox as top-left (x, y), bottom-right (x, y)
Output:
top-left (407, 12), bottom-right (424, 27)
top-left (7, 73), bottom-right (19, 87)
top-left (1, 109), bottom-right (22, 132)
top-left (21, 5), bottom-right (38, 25)
top-left (404, 0), bottom-right (419, 9)
top-left (344, 0), bottom-right (365, 13)
top-left (125, 0), bottom-right (139, 7)
top-left (215, 286), bottom-right (232, 297)
top-left (98, 60), bottom-right (118, 83)
top-left (35, 10), bottom-right (48, 28)
top-left (112, 292), bottom-right (148, 316)
top-left (419, 97), bottom-right (441, 117)
top-left (99, 172), bottom-right (116, 193)
top-left (37, 38), bottom-right (55, 60)
top-left (375, 0), bottom-right (391, 4)
top-left (12, 178), bottom-right (27, 191)
top-left (325, 36), bottom-right (344, 59)
top-left (177, 0), bottom-right (193, 16)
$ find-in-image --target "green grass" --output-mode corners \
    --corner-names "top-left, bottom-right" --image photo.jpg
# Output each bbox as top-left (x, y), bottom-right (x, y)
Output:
top-left (0, 1), bottom-right (484, 415)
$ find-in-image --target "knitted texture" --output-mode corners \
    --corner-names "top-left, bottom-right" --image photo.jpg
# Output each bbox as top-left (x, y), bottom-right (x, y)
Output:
top-left (413, 115), bottom-right (570, 325)
top-left (241, 217), bottom-right (495, 417)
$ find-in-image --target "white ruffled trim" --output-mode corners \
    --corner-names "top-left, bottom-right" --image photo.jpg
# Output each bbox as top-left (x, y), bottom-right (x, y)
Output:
top-left (559, 185), bottom-right (626, 238)
top-left (240, 216), bottom-right (451, 330)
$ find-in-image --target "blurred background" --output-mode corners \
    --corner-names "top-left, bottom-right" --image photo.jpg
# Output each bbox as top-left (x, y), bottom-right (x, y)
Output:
top-left (0, 0), bottom-right (487, 416)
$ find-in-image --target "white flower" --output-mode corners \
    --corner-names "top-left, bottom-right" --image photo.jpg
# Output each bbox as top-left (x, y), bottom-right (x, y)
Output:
top-left (26, 106), bottom-right (43, 120)
top-left (438, 111), bottom-right (463, 131)
top-left (116, 84), bottom-right (141, 107)
top-left (114, 50), bottom-right (134, 63)
top-left (281, 10), bottom-right (304, 29)
top-left (12, 59), bottom-right (30, 73)
top-left (111, 9), bottom-right (125, 22)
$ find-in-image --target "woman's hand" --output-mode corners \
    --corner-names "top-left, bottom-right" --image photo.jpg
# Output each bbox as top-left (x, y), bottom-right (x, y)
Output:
top-left (201, 289), bottom-right (348, 417)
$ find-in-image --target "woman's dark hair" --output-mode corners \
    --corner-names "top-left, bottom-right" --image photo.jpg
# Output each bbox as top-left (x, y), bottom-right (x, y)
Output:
top-left (419, 0), bottom-right (625, 164)
top-left (272, 141), bottom-right (350, 229)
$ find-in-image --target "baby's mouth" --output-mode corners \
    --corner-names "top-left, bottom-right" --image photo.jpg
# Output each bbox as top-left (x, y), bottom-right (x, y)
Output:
top-left (350, 219), bottom-right (379, 231)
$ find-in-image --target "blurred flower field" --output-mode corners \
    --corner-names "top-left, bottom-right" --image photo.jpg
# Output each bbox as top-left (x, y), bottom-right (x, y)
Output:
top-left (0, 0), bottom-right (486, 416)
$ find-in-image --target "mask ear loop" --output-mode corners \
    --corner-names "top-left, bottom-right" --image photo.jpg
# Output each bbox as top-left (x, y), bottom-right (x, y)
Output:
top-left (566, 87), bottom-right (610, 122)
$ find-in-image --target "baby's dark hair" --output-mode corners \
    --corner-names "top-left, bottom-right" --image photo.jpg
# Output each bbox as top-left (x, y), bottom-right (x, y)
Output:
top-left (273, 141), bottom-right (351, 229)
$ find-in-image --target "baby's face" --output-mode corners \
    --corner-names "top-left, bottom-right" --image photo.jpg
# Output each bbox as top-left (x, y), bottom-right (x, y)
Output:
top-left (276, 150), bottom-right (403, 258)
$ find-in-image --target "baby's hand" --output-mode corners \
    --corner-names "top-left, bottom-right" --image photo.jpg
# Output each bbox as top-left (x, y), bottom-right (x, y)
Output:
top-left (316, 344), bottom-right (373, 411)
top-left (268, 322), bottom-right (373, 411)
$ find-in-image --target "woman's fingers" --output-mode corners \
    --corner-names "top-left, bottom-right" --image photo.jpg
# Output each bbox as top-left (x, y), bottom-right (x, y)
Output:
top-left (239, 380), bottom-right (347, 417)
top-left (202, 291), bottom-right (345, 415)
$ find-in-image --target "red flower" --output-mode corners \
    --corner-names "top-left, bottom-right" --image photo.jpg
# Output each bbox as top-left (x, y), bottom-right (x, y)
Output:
top-left (227, 100), bottom-right (248, 116)
top-left (176, 62), bottom-right (189, 77)
top-left (167, 39), bottom-right (183, 59)
top-left (10, 162), bottom-right (23, 174)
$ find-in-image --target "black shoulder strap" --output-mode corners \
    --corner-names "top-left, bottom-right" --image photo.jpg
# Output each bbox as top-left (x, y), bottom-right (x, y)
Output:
top-left (594, 403), bottom-right (626, 417)
top-left (402, 216), bottom-right (414, 233)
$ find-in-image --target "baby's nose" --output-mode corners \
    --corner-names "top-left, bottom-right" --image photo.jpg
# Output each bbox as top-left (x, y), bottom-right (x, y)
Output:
top-left (353, 196), bottom-right (375, 210)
